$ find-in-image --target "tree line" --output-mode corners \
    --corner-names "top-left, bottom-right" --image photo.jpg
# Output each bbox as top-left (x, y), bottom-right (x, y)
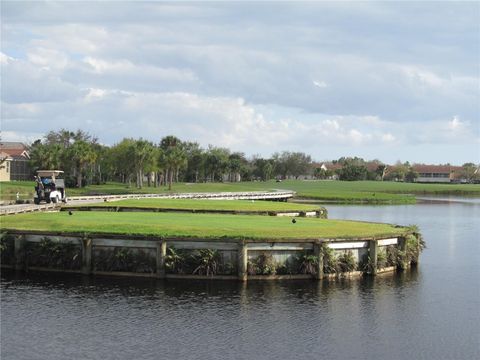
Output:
top-left (28, 130), bottom-right (314, 188)
top-left (28, 129), bottom-right (479, 188)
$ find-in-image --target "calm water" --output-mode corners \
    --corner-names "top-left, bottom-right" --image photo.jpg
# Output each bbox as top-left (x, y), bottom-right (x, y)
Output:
top-left (2, 199), bottom-right (479, 360)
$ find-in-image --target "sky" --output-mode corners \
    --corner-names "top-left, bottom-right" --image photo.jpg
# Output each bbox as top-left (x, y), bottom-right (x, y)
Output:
top-left (1, 1), bottom-right (479, 164)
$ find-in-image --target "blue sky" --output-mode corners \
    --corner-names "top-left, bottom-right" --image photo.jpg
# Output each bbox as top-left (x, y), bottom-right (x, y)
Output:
top-left (1, 1), bottom-right (479, 164)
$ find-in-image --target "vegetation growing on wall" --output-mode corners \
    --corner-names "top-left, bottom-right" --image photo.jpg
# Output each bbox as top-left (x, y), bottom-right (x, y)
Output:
top-left (386, 245), bottom-right (400, 267)
top-left (337, 250), bottom-right (357, 272)
top-left (405, 227), bottom-right (426, 265)
top-left (93, 247), bottom-right (156, 273)
top-left (320, 243), bottom-right (338, 274)
top-left (377, 248), bottom-right (388, 269)
top-left (165, 247), bottom-right (236, 276)
top-left (192, 249), bottom-right (221, 276)
top-left (0, 233), bottom-right (14, 266)
top-left (26, 237), bottom-right (81, 270)
top-left (165, 247), bottom-right (188, 274)
top-left (248, 253), bottom-right (277, 275)
top-left (297, 252), bottom-right (319, 275)
top-left (247, 251), bottom-right (322, 276)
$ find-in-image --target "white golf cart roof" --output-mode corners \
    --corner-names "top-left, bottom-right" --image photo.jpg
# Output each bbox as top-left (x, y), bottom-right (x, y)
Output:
top-left (36, 170), bottom-right (64, 177)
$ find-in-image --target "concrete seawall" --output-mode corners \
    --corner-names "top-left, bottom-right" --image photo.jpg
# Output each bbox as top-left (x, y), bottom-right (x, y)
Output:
top-left (1, 231), bottom-right (418, 281)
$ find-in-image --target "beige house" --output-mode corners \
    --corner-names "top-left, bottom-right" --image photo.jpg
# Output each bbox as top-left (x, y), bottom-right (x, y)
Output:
top-left (0, 151), bottom-right (13, 181)
top-left (412, 165), bottom-right (463, 183)
top-left (0, 142), bottom-right (31, 181)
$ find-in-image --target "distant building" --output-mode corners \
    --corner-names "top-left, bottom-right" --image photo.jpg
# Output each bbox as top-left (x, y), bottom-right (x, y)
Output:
top-left (316, 163), bottom-right (342, 180)
top-left (412, 164), bottom-right (463, 183)
top-left (0, 142), bottom-right (32, 181)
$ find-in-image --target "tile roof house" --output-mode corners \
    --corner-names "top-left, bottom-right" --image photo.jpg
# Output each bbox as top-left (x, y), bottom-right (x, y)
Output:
top-left (0, 142), bottom-right (32, 181)
top-left (412, 164), bottom-right (463, 183)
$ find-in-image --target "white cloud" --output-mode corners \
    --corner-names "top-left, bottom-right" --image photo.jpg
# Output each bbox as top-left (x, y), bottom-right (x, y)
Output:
top-left (84, 88), bottom-right (108, 102)
top-left (0, 52), bottom-right (14, 64)
top-left (27, 47), bottom-right (69, 70)
top-left (448, 116), bottom-right (463, 131)
top-left (313, 80), bottom-right (328, 88)
top-left (381, 133), bottom-right (396, 143)
top-left (0, 130), bottom-right (44, 144)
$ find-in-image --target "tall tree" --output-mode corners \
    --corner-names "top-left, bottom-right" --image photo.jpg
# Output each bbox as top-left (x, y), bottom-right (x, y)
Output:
top-left (110, 138), bottom-right (136, 185)
top-left (337, 157), bottom-right (368, 181)
top-left (228, 152), bottom-right (246, 182)
top-left (461, 163), bottom-right (480, 182)
top-left (132, 139), bottom-right (156, 188)
top-left (67, 140), bottom-right (97, 187)
top-left (204, 146), bottom-right (229, 182)
top-left (272, 151), bottom-right (312, 179)
top-left (160, 136), bottom-right (187, 190)
top-left (183, 142), bottom-right (204, 183)
top-left (29, 141), bottom-right (63, 170)
top-left (252, 157), bottom-right (274, 181)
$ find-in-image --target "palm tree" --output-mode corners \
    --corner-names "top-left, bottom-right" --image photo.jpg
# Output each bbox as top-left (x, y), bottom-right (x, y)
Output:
top-left (29, 141), bottom-right (62, 170)
top-left (160, 136), bottom-right (187, 190)
top-left (132, 139), bottom-right (156, 188)
top-left (68, 140), bottom-right (97, 187)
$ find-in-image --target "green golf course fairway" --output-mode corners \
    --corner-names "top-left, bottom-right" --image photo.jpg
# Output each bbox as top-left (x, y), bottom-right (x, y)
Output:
top-left (1, 211), bottom-right (405, 240)
top-left (4, 179), bottom-right (479, 203)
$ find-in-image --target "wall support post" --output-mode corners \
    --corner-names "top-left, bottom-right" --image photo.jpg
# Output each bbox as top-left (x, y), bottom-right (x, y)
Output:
top-left (369, 239), bottom-right (378, 275)
top-left (313, 241), bottom-right (324, 280)
top-left (14, 235), bottom-right (25, 271)
top-left (238, 241), bottom-right (248, 282)
top-left (156, 240), bottom-right (166, 279)
top-left (398, 236), bottom-right (408, 269)
top-left (81, 237), bottom-right (92, 275)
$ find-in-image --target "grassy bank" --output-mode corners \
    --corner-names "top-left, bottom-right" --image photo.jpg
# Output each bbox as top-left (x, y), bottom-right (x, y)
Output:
top-left (3, 179), bottom-right (479, 204)
top-left (71, 198), bottom-right (323, 213)
top-left (1, 211), bottom-right (405, 240)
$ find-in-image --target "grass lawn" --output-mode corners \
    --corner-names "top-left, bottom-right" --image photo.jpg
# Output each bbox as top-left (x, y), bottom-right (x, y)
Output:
top-left (0, 181), bottom-right (34, 200)
top-left (3, 179), bottom-right (479, 203)
top-left (1, 211), bottom-right (406, 240)
top-left (72, 198), bottom-right (323, 213)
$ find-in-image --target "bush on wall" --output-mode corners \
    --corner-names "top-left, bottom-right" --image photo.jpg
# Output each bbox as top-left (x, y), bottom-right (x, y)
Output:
top-left (26, 237), bottom-right (82, 270)
top-left (0, 233), bottom-right (15, 266)
top-left (93, 247), bottom-right (156, 273)
top-left (165, 247), bottom-right (236, 276)
top-left (337, 250), bottom-right (357, 272)
top-left (248, 253), bottom-right (277, 275)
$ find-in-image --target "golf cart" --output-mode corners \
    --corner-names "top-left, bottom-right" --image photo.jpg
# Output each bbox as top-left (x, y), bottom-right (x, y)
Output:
top-left (34, 170), bottom-right (67, 204)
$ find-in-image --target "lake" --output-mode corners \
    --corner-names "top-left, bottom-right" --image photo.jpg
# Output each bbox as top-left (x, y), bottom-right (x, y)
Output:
top-left (1, 198), bottom-right (479, 360)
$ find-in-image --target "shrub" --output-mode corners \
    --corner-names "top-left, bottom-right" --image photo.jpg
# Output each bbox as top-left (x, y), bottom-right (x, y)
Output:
top-left (377, 248), bottom-right (387, 269)
top-left (297, 252), bottom-right (319, 275)
top-left (27, 237), bottom-right (81, 270)
top-left (165, 247), bottom-right (188, 274)
top-left (405, 233), bottom-right (426, 264)
top-left (248, 253), bottom-right (277, 275)
top-left (93, 247), bottom-right (155, 273)
top-left (386, 245), bottom-right (399, 267)
top-left (337, 250), bottom-right (357, 272)
top-left (192, 249), bottom-right (221, 276)
top-left (166, 247), bottom-right (235, 275)
top-left (0, 233), bottom-right (15, 265)
top-left (275, 255), bottom-right (300, 275)
top-left (320, 243), bottom-right (338, 274)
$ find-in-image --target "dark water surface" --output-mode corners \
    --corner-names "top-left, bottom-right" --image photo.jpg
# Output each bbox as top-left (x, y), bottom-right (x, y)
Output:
top-left (2, 199), bottom-right (479, 360)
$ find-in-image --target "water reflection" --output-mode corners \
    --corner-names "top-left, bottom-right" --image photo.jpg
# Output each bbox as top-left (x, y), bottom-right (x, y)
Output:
top-left (1, 268), bottom-right (420, 303)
